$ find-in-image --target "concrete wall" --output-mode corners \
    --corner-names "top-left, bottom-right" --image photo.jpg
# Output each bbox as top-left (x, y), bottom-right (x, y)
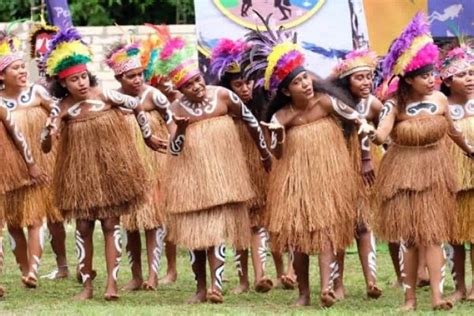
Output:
top-left (0, 23), bottom-right (196, 89)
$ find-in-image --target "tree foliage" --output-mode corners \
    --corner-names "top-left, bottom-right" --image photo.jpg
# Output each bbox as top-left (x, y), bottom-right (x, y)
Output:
top-left (0, 0), bottom-right (195, 25)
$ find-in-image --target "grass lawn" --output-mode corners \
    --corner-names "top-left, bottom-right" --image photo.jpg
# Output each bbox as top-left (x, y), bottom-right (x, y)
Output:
top-left (0, 223), bottom-right (473, 315)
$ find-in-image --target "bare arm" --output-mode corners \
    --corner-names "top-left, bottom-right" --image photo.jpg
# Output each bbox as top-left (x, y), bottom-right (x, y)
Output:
top-left (1, 105), bottom-right (35, 166)
top-left (369, 100), bottom-right (397, 145)
top-left (227, 90), bottom-right (272, 171)
top-left (445, 103), bottom-right (473, 156)
top-left (262, 114), bottom-right (285, 159)
top-left (40, 101), bottom-right (62, 154)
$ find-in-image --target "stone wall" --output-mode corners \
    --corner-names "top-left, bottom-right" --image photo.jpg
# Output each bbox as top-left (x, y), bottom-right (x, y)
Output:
top-left (0, 23), bottom-right (196, 89)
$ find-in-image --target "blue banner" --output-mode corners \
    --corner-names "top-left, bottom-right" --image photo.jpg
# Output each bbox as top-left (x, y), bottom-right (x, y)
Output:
top-left (428, 0), bottom-right (473, 37)
top-left (45, 0), bottom-right (73, 29)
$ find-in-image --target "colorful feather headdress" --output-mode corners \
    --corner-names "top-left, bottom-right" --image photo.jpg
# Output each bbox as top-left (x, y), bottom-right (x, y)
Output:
top-left (105, 41), bottom-right (142, 76)
top-left (141, 24), bottom-right (171, 84)
top-left (334, 49), bottom-right (378, 78)
top-left (210, 38), bottom-right (249, 80)
top-left (383, 12), bottom-right (439, 78)
top-left (45, 27), bottom-right (92, 79)
top-left (0, 30), bottom-right (23, 72)
top-left (438, 36), bottom-right (473, 79)
top-left (242, 12), bottom-right (305, 93)
top-left (29, 21), bottom-right (58, 58)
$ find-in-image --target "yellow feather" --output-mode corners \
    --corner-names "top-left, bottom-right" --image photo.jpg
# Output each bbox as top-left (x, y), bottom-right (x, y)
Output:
top-left (46, 40), bottom-right (92, 76)
top-left (394, 35), bottom-right (432, 76)
top-left (264, 42), bottom-right (301, 90)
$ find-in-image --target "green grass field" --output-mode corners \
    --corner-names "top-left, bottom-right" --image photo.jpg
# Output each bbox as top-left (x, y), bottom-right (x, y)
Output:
top-left (0, 224), bottom-right (472, 315)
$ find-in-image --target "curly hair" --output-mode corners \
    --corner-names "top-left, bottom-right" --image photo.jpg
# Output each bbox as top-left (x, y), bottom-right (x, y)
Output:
top-left (49, 71), bottom-right (98, 99)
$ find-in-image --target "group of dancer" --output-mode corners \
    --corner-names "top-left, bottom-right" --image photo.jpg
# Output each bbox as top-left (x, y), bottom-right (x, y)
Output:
top-left (0, 11), bottom-right (472, 311)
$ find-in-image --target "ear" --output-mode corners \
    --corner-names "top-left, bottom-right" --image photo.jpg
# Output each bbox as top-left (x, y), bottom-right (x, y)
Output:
top-left (60, 79), bottom-right (66, 88)
top-left (404, 77), bottom-right (414, 85)
top-left (0, 71), bottom-right (5, 81)
top-left (443, 78), bottom-right (452, 88)
top-left (281, 87), bottom-right (290, 97)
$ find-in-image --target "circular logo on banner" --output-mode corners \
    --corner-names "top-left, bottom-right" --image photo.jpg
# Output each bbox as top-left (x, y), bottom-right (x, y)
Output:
top-left (213, 0), bottom-right (325, 30)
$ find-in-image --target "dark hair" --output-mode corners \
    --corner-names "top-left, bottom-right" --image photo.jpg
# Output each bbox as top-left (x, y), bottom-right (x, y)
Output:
top-left (49, 71), bottom-right (98, 99)
top-left (331, 76), bottom-right (360, 137)
top-left (264, 77), bottom-right (357, 123)
top-left (440, 78), bottom-right (452, 97)
top-left (219, 72), bottom-right (268, 121)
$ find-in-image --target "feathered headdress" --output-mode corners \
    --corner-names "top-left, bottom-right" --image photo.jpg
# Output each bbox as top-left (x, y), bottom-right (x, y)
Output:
top-left (45, 27), bottom-right (92, 79)
top-left (334, 49), bottom-right (378, 78)
top-left (438, 33), bottom-right (473, 79)
top-left (29, 21), bottom-right (58, 58)
top-left (155, 34), bottom-right (199, 89)
top-left (141, 24), bottom-right (171, 84)
top-left (210, 38), bottom-right (249, 80)
top-left (0, 29), bottom-right (23, 72)
top-left (242, 12), bottom-right (305, 93)
top-left (383, 12), bottom-right (438, 78)
top-left (105, 41), bottom-right (142, 76)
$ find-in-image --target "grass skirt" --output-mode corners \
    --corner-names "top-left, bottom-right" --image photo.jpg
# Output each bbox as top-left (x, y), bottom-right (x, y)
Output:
top-left (54, 110), bottom-right (148, 221)
top-left (373, 116), bottom-right (457, 245)
top-left (448, 117), bottom-right (474, 242)
top-left (121, 113), bottom-right (168, 231)
top-left (235, 120), bottom-right (268, 227)
top-left (163, 116), bottom-right (254, 249)
top-left (266, 117), bottom-right (357, 254)
top-left (0, 121), bottom-right (30, 194)
top-left (4, 107), bottom-right (61, 227)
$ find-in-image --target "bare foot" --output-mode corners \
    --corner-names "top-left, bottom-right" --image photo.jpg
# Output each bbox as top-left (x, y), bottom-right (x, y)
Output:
top-left (281, 274), bottom-right (296, 290)
top-left (104, 293), bottom-right (120, 301)
top-left (333, 285), bottom-right (346, 300)
top-left (207, 288), bottom-right (224, 304)
top-left (187, 291), bottom-right (207, 304)
top-left (320, 290), bottom-right (337, 308)
top-left (367, 283), bottom-right (383, 299)
top-left (231, 283), bottom-right (249, 294)
top-left (159, 271), bottom-right (177, 285)
top-left (21, 274), bottom-right (38, 288)
top-left (467, 289), bottom-right (474, 301)
top-left (399, 299), bottom-right (416, 312)
top-left (447, 289), bottom-right (466, 303)
top-left (142, 280), bottom-right (157, 291)
top-left (432, 299), bottom-right (453, 311)
top-left (255, 277), bottom-right (273, 293)
top-left (73, 287), bottom-right (93, 301)
top-left (41, 267), bottom-right (69, 280)
top-left (122, 278), bottom-right (143, 291)
top-left (294, 294), bottom-right (310, 306)
top-left (0, 285), bottom-right (4, 298)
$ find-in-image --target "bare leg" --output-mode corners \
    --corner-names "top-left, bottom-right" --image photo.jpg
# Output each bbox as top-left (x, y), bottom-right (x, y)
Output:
top-left (426, 244), bottom-right (453, 310)
top-left (22, 220), bottom-right (46, 288)
top-left (417, 245), bottom-right (430, 288)
top-left (232, 248), bottom-right (249, 294)
top-left (7, 225), bottom-right (28, 276)
top-left (160, 241), bottom-right (178, 284)
top-left (388, 242), bottom-right (402, 288)
top-left (333, 250), bottom-right (345, 300)
top-left (46, 221), bottom-right (68, 278)
top-left (122, 230), bottom-right (143, 291)
top-left (293, 252), bottom-right (310, 306)
top-left (319, 247), bottom-right (337, 308)
top-left (467, 244), bottom-right (474, 301)
top-left (187, 249), bottom-right (207, 304)
top-left (399, 242), bottom-right (417, 311)
top-left (207, 244), bottom-right (225, 303)
top-left (143, 226), bottom-right (165, 290)
top-left (357, 229), bottom-right (382, 299)
top-left (251, 227), bottom-right (273, 293)
top-left (446, 243), bottom-right (466, 302)
top-left (73, 219), bottom-right (94, 300)
top-left (101, 218), bottom-right (121, 301)
top-left (272, 251), bottom-right (284, 285)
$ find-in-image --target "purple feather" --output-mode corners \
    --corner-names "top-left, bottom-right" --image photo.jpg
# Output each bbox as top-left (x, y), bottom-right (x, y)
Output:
top-left (382, 12), bottom-right (430, 77)
top-left (44, 27), bottom-right (84, 63)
